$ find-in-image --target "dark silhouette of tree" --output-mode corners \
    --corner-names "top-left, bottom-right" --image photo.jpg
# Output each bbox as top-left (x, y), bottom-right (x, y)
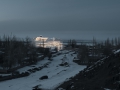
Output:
top-left (48, 52), bottom-right (52, 60)
top-left (67, 39), bottom-right (77, 48)
top-left (54, 47), bottom-right (58, 52)
top-left (102, 38), bottom-right (112, 56)
top-left (0, 35), bottom-right (39, 70)
top-left (78, 45), bottom-right (89, 60)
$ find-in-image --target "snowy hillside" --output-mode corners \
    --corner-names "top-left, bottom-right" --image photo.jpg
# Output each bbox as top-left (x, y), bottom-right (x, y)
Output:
top-left (0, 50), bottom-right (86, 90)
top-left (57, 49), bottom-right (120, 90)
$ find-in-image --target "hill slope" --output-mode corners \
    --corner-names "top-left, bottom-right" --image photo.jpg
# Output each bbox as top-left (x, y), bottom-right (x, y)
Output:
top-left (56, 50), bottom-right (120, 90)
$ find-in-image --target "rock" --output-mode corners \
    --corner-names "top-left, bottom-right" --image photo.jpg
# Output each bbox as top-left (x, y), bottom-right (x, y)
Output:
top-left (39, 75), bottom-right (48, 80)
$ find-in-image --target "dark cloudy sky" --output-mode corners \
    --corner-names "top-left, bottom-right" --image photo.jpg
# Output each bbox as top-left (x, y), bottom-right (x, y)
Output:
top-left (0, 0), bottom-right (120, 40)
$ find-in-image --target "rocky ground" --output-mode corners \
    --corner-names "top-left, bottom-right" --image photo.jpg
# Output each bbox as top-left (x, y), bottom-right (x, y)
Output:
top-left (56, 50), bottom-right (120, 90)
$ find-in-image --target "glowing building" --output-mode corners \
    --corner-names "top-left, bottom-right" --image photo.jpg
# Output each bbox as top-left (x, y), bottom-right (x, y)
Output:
top-left (35, 36), bottom-right (63, 50)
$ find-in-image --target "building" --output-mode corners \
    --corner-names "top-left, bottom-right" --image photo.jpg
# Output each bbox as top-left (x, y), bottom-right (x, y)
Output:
top-left (35, 36), bottom-right (63, 50)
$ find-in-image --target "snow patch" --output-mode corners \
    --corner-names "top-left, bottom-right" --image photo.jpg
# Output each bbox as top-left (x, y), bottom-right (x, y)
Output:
top-left (0, 50), bottom-right (86, 90)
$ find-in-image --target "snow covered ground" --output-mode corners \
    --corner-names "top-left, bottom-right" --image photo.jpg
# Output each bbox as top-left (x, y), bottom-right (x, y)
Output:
top-left (0, 50), bottom-right (86, 90)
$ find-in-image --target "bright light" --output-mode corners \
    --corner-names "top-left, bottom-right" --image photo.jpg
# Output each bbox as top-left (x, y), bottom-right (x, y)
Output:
top-left (35, 36), bottom-right (63, 50)
top-left (35, 37), bottom-right (48, 41)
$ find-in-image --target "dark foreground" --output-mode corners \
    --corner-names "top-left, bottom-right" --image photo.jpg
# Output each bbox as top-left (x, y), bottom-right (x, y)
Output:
top-left (56, 51), bottom-right (120, 90)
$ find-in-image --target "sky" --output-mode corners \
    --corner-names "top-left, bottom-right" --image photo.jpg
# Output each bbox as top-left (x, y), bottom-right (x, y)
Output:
top-left (0, 0), bottom-right (120, 40)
